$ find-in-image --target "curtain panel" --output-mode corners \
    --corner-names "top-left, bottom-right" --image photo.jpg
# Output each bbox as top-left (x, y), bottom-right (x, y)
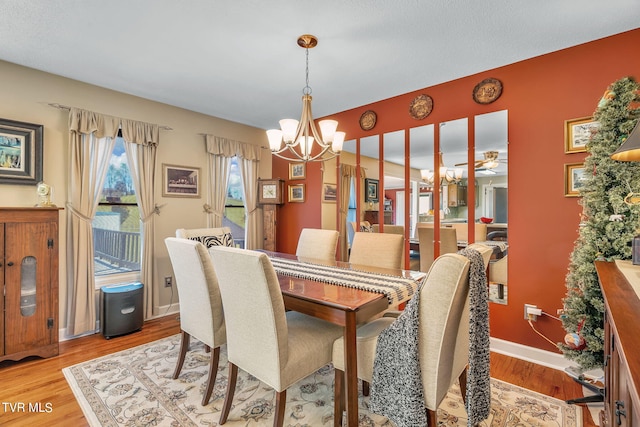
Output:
top-left (204, 135), bottom-right (262, 248)
top-left (66, 108), bottom-right (159, 336)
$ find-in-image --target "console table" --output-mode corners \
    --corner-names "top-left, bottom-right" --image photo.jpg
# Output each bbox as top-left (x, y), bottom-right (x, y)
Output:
top-left (595, 260), bottom-right (640, 427)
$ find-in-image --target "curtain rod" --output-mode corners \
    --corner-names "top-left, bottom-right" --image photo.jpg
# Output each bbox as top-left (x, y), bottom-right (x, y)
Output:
top-left (47, 103), bottom-right (173, 131)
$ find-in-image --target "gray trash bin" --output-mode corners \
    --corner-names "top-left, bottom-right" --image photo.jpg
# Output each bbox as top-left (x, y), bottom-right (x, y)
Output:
top-left (100, 282), bottom-right (144, 339)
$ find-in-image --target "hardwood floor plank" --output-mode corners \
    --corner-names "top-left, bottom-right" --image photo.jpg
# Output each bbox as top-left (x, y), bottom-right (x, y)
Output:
top-left (0, 315), bottom-right (597, 426)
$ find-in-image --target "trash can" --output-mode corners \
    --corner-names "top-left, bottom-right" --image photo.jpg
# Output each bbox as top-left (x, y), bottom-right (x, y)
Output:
top-left (100, 282), bottom-right (144, 339)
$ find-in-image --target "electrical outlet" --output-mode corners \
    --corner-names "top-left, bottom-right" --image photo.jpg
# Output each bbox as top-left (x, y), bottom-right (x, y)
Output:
top-left (524, 304), bottom-right (538, 321)
top-left (164, 276), bottom-right (172, 288)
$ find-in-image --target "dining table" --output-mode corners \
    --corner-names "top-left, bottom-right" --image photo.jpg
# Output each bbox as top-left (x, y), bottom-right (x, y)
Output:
top-left (409, 238), bottom-right (508, 259)
top-left (261, 250), bottom-right (426, 427)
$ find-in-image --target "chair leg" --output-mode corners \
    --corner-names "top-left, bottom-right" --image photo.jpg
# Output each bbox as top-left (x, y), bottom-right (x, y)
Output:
top-left (426, 408), bottom-right (437, 427)
top-left (362, 380), bottom-right (370, 396)
top-left (334, 368), bottom-right (345, 427)
top-left (205, 344), bottom-right (211, 353)
top-left (458, 367), bottom-right (468, 405)
top-left (273, 390), bottom-right (286, 427)
top-left (219, 362), bottom-right (238, 425)
top-left (173, 330), bottom-right (190, 379)
top-left (201, 346), bottom-right (220, 406)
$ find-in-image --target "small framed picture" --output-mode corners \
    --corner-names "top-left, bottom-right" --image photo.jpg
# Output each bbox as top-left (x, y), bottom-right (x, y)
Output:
top-left (289, 183), bottom-right (305, 202)
top-left (565, 162), bottom-right (587, 197)
top-left (0, 118), bottom-right (43, 185)
top-left (323, 183), bottom-right (337, 203)
top-left (364, 178), bottom-right (379, 202)
top-left (162, 164), bottom-right (200, 198)
top-left (565, 117), bottom-right (599, 153)
top-left (289, 162), bottom-right (306, 180)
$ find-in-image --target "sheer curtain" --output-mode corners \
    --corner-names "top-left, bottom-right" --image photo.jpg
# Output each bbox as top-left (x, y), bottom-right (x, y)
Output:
top-left (205, 135), bottom-right (262, 247)
top-left (66, 109), bottom-right (119, 336)
top-left (66, 108), bottom-right (159, 336)
top-left (339, 164), bottom-right (366, 261)
top-left (121, 119), bottom-right (160, 319)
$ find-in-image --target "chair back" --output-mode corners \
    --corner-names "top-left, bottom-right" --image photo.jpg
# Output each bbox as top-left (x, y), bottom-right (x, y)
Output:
top-left (418, 253), bottom-right (471, 409)
top-left (489, 254), bottom-right (508, 284)
top-left (296, 228), bottom-right (339, 261)
top-left (371, 224), bottom-right (405, 235)
top-left (417, 227), bottom-right (457, 272)
top-left (176, 227), bottom-right (233, 247)
top-left (209, 246), bottom-right (288, 389)
top-left (164, 237), bottom-right (226, 347)
top-left (349, 231), bottom-right (404, 270)
top-left (466, 243), bottom-right (493, 269)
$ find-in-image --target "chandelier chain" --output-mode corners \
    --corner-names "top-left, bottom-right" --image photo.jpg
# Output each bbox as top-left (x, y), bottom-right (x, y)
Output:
top-left (303, 46), bottom-right (312, 95)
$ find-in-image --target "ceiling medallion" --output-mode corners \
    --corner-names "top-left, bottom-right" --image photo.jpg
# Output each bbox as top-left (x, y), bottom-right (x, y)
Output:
top-left (409, 94), bottom-right (433, 120)
top-left (472, 78), bottom-right (503, 104)
top-left (359, 110), bottom-right (377, 131)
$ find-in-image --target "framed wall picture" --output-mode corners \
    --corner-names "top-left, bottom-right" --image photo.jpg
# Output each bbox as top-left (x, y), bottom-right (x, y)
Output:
top-left (162, 164), bottom-right (200, 198)
top-left (289, 162), bottom-right (306, 180)
top-left (565, 162), bottom-right (587, 197)
top-left (323, 183), bottom-right (337, 203)
top-left (0, 118), bottom-right (43, 185)
top-left (289, 183), bottom-right (305, 202)
top-left (565, 117), bottom-right (600, 153)
top-left (364, 178), bottom-right (379, 202)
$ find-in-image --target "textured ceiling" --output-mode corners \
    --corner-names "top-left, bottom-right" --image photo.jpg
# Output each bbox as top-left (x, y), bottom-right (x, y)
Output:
top-left (0, 0), bottom-right (638, 132)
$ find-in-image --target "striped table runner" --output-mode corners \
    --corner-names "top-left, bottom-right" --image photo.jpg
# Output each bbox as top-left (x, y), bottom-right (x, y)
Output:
top-left (270, 256), bottom-right (424, 307)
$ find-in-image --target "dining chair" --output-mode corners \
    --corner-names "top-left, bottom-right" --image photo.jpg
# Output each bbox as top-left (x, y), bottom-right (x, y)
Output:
top-left (176, 226), bottom-right (234, 247)
top-left (295, 228), bottom-right (340, 261)
top-left (371, 224), bottom-right (405, 235)
top-left (164, 237), bottom-right (226, 406)
top-left (349, 231), bottom-right (404, 270)
top-left (332, 253), bottom-right (472, 427)
top-left (466, 243), bottom-right (493, 269)
top-left (208, 246), bottom-right (343, 427)
top-left (417, 227), bottom-right (457, 272)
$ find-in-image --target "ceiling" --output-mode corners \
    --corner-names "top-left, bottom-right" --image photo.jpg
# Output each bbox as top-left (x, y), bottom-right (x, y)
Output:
top-left (0, 0), bottom-right (638, 134)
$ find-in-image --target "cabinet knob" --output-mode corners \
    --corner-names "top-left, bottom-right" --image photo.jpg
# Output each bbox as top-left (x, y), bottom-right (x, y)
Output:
top-left (6, 261), bottom-right (13, 266)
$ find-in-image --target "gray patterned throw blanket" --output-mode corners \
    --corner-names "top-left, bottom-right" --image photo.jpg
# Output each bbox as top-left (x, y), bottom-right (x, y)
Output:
top-left (368, 248), bottom-right (490, 427)
top-left (269, 257), bottom-right (423, 307)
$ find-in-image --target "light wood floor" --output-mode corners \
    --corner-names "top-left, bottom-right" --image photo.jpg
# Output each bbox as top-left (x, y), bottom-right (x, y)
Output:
top-left (0, 314), bottom-right (598, 427)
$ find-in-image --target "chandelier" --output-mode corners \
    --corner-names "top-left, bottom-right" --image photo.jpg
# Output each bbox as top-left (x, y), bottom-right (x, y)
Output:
top-left (266, 35), bottom-right (345, 163)
top-left (420, 152), bottom-right (463, 185)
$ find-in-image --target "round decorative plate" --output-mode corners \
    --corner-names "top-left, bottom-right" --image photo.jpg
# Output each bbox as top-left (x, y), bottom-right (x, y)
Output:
top-left (472, 78), bottom-right (503, 104)
top-left (359, 110), bottom-right (377, 131)
top-left (409, 94), bottom-right (433, 120)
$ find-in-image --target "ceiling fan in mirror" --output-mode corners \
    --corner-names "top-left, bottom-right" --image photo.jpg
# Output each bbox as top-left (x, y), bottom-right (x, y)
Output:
top-left (455, 150), bottom-right (507, 173)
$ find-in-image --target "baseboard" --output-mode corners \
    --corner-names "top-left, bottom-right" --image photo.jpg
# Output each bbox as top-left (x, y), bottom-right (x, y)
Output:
top-left (490, 337), bottom-right (574, 371)
top-left (59, 303), bottom-right (180, 342)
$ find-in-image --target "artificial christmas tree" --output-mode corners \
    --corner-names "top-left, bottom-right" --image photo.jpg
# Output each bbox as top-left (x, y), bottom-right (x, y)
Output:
top-left (562, 77), bottom-right (640, 369)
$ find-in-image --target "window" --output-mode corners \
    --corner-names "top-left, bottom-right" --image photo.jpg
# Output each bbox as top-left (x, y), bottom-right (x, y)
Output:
top-left (222, 157), bottom-right (245, 248)
top-left (93, 136), bottom-right (141, 279)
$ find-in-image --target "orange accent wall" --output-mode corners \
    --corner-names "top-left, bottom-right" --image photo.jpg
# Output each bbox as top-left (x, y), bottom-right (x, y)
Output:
top-left (273, 28), bottom-right (640, 353)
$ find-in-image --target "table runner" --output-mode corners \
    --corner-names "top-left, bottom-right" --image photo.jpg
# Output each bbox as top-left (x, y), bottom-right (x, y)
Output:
top-left (270, 256), bottom-right (423, 307)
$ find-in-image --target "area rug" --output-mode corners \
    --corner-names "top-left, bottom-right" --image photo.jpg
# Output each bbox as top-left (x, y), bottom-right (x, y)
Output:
top-left (63, 334), bottom-right (582, 427)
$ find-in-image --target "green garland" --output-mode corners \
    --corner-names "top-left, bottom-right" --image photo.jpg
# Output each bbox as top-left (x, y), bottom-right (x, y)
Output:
top-left (562, 77), bottom-right (640, 369)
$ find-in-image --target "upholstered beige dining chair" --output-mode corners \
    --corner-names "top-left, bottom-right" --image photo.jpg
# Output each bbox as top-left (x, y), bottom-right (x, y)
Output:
top-left (209, 246), bottom-right (343, 427)
top-left (176, 226), bottom-right (234, 247)
top-left (295, 228), bottom-right (340, 261)
top-left (417, 227), bottom-right (458, 272)
top-left (371, 224), bottom-right (405, 235)
top-left (332, 253), bottom-right (472, 427)
top-left (349, 231), bottom-right (404, 270)
top-left (164, 237), bottom-right (226, 406)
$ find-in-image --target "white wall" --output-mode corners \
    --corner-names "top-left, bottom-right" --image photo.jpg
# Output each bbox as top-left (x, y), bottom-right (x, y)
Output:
top-left (0, 60), bottom-right (271, 330)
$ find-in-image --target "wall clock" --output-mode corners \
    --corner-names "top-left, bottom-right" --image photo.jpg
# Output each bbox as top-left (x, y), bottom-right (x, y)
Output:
top-left (472, 78), bottom-right (503, 104)
top-left (409, 94), bottom-right (433, 120)
top-left (257, 178), bottom-right (284, 205)
top-left (359, 110), bottom-right (377, 131)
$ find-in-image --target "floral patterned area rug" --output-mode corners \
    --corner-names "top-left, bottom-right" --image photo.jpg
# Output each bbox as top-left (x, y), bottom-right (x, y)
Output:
top-left (62, 334), bottom-right (582, 427)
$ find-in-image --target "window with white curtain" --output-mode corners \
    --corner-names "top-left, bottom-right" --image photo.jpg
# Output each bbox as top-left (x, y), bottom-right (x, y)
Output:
top-left (223, 156), bottom-right (246, 248)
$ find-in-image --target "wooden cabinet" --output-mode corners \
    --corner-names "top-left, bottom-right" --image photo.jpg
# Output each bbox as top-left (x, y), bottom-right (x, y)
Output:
top-left (595, 261), bottom-right (640, 427)
top-left (447, 184), bottom-right (467, 207)
top-left (364, 210), bottom-right (393, 225)
top-left (263, 204), bottom-right (278, 251)
top-left (0, 207), bottom-right (60, 362)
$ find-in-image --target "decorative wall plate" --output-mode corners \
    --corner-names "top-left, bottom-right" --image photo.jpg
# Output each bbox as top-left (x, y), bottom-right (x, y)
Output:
top-left (409, 94), bottom-right (433, 120)
top-left (359, 110), bottom-right (377, 131)
top-left (473, 78), bottom-right (503, 104)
